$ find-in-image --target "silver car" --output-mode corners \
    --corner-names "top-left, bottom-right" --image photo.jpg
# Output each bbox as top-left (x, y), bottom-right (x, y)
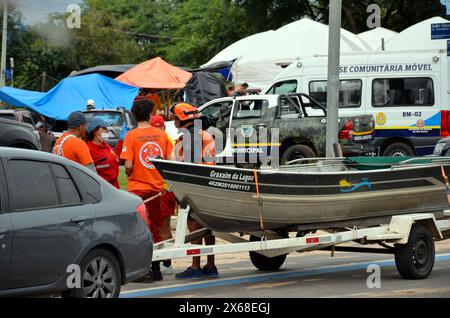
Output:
top-left (0, 147), bottom-right (152, 298)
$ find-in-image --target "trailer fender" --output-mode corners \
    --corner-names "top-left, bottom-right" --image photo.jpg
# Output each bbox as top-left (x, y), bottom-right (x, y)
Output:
top-left (389, 214), bottom-right (443, 244)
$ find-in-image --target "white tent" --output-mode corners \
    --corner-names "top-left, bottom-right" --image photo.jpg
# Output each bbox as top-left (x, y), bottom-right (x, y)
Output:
top-left (357, 27), bottom-right (398, 51)
top-left (204, 18), bottom-right (372, 90)
top-left (384, 17), bottom-right (450, 51)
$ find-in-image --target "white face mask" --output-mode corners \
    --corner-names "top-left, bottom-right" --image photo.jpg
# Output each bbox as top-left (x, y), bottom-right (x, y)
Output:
top-left (101, 133), bottom-right (110, 141)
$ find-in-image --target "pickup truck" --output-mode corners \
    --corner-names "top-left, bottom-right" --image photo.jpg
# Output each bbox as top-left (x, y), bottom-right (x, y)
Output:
top-left (0, 118), bottom-right (41, 150)
top-left (198, 93), bottom-right (375, 165)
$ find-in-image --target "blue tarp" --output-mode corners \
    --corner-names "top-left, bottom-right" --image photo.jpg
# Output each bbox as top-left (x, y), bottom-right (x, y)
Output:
top-left (0, 86), bottom-right (46, 108)
top-left (0, 74), bottom-right (139, 120)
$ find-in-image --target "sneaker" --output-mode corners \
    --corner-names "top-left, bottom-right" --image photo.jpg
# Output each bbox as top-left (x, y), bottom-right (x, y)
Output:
top-left (161, 264), bottom-right (174, 275)
top-left (202, 265), bottom-right (219, 279)
top-left (175, 267), bottom-right (204, 280)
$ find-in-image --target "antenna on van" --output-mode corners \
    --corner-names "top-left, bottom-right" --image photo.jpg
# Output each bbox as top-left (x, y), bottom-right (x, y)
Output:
top-left (381, 38), bottom-right (385, 51)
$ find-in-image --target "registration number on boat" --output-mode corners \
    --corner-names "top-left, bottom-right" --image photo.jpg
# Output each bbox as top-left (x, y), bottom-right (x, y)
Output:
top-left (208, 180), bottom-right (251, 192)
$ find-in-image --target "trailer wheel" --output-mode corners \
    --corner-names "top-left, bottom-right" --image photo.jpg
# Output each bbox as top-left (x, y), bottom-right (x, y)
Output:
top-left (394, 224), bottom-right (435, 280)
top-left (249, 235), bottom-right (287, 271)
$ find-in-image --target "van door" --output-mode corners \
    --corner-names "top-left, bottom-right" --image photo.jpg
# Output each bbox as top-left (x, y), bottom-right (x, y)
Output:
top-left (369, 76), bottom-right (439, 156)
top-left (0, 159), bottom-right (12, 291)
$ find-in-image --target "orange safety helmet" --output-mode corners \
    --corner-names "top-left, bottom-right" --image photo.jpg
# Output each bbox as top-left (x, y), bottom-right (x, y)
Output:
top-left (170, 102), bottom-right (200, 122)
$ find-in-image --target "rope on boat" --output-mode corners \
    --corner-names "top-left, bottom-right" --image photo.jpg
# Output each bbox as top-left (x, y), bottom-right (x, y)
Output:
top-left (440, 166), bottom-right (450, 206)
top-left (253, 169), bottom-right (267, 238)
top-left (143, 191), bottom-right (165, 204)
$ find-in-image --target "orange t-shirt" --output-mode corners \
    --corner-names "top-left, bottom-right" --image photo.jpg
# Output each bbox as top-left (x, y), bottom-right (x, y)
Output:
top-left (53, 132), bottom-right (94, 167)
top-left (120, 127), bottom-right (174, 192)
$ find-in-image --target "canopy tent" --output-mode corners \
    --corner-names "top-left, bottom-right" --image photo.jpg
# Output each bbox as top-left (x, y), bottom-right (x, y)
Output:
top-left (184, 72), bottom-right (228, 107)
top-left (357, 27), bottom-right (398, 51)
top-left (116, 57), bottom-right (192, 89)
top-left (0, 87), bottom-right (45, 108)
top-left (384, 17), bottom-right (450, 51)
top-left (0, 74), bottom-right (139, 120)
top-left (69, 64), bottom-right (136, 78)
top-left (203, 18), bottom-right (372, 89)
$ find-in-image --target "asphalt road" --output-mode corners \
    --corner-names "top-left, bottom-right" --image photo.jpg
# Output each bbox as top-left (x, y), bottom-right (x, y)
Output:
top-left (121, 239), bottom-right (450, 298)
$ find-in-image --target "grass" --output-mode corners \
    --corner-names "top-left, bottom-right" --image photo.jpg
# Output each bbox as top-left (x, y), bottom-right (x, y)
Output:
top-left (118, 166), bottom-right (128, 190)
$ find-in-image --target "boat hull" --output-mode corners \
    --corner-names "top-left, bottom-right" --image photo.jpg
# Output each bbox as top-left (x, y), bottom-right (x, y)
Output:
top-left (152, 160), bottom-right (450, 233)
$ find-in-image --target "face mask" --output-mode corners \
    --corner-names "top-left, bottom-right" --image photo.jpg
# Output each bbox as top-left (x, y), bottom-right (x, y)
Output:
top-left (101, 133), bottom-right (110, 141)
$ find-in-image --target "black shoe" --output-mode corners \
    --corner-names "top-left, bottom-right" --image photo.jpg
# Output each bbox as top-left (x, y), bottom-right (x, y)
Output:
top-left (135, 272), bottom-right (154, 284)
top-left (152, 270), bottom-right (163, 282)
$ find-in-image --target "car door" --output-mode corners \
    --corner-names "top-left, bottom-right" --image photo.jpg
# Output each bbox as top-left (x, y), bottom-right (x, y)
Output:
top-left (0, 159), bottom-right (12, 290)
top-left (229, 99), bottom-right (275, 164)
top-left (5, 159), bottom-right (95, 290)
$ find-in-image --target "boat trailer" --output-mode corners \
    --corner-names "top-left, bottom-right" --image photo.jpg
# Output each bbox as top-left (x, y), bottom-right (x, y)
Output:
top-left (153, 207), bottom-right (450, 279)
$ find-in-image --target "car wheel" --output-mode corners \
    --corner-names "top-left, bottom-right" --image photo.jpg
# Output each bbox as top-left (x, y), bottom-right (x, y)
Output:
top-left (281, 144), bottom-right (316, 165)
top-left (62, 249), bottom-right (122, 298)
top-left (382, 143), bottom-right (415, 157)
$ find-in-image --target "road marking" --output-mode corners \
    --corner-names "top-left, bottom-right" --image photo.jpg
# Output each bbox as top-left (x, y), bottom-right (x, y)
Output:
top-left (120, 253), bottom-right (450, 298)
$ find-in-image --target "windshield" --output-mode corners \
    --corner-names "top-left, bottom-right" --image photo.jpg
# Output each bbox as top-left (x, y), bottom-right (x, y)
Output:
top-left (83, 112), bottom-right (124, 127)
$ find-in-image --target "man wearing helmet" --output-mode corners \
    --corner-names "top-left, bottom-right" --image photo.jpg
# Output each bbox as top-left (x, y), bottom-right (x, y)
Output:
top-left (170, 102), bottom-right (219, 280)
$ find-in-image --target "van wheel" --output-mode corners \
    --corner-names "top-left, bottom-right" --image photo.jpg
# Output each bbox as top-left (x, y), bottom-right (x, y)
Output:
top-left (281, 145), bottom-right (316, 165)
top-left (62, 249), bottom-right (122, 298)
top-left (382, 143), bottom-right (415, 157)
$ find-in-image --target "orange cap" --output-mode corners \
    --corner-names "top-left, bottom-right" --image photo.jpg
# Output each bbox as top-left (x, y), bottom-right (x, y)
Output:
top-left (172, 103), bottom-right (200, 122)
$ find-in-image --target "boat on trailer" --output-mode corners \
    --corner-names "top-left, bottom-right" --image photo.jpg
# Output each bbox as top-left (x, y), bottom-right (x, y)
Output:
top-left (151, 157), bottom-right (450, 233)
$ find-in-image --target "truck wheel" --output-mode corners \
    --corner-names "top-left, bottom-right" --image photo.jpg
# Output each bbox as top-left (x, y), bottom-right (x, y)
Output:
top-left (62, 249), bottom-right (122, 298)
top-left (382, 143), bottom-right (415, 157)
top-left (394, 224), bottom-right (435, 280)
top-left (281, 145), bottom-right (316, 165)
top-left (249, 235), bottom-right (287, 271)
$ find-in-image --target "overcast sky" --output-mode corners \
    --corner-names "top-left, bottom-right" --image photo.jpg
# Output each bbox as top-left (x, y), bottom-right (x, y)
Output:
top-left (15, 0), bottom-right (83, 25)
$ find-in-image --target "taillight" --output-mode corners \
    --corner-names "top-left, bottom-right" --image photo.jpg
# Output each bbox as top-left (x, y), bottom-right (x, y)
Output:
top-left (339, 121), bottom-right (353, 140)
top-left (441, 111), bottom-right (450, 138)
top-left (136, 203), bottom-right (150, 228)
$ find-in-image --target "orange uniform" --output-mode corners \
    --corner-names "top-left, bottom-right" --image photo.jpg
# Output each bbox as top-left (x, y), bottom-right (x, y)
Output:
top-left (120, 127), bottom-right (174, 192)
top-left (175, 127), bottom-right (216, 166)
top-left (53, 132), bottom-right (94, 166)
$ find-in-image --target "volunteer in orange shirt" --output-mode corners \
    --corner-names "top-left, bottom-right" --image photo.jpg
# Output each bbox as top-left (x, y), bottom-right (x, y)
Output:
top-left (170, 103), bottom-right (218, 280)
top-left (150, 115), bottom-right (176, 274)
top-left (53, 112), bottom-right (95, 172)
top-left (120, 99), bottom-right (174, 282)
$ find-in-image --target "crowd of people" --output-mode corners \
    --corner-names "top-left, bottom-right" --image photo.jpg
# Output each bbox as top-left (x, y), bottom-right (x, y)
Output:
top-left (52, 97), bottom-right (219, 283)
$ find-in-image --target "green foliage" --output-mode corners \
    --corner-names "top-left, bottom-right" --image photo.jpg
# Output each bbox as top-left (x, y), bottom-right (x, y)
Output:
top-left (3, 0), bottom-right (449, 91)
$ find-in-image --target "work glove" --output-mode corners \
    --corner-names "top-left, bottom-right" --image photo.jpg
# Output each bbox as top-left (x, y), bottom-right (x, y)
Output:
top-left (119, 122), bottom-right (131, 141)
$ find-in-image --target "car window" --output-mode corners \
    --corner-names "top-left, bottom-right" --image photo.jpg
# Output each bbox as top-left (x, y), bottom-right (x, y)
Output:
top-left (51, 163), bottom-right (82, 205)
top-left (10, 160), bottom-right (59, 211)
top-left (0, 114), bottom-right (16, 121)
top-left (200, 101), bottom-right (233, 119)
top-left (22, 114), bottom-right (34, 125)
top-left (267, 80), bottom-right (298, 95)
top-left (83, 112), bottom-right (124, 127)
top-left (69, 167), bottom-right (102, 204)
top-left (233, 100), bottom-right (269, 119)
top-left (309, 80), bottom-right (362, 109)
top-left (372, 77), bottom-right (434, 107)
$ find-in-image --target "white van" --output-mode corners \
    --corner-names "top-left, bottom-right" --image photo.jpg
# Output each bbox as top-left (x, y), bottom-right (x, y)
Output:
top-left (266, 49), bottom-right (450, 156)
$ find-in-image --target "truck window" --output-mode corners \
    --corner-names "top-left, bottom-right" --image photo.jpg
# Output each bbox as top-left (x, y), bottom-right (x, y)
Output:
top-left (234, 100), bottom-right (269, 119)
top-left (309, 80), bottom-right (362, 109)
top-left (372, 78), bottom-right (434, 107)
top-left (200, 101), bottom-right (233, 119)
top-left (267, 80), bottom-right (298, 95)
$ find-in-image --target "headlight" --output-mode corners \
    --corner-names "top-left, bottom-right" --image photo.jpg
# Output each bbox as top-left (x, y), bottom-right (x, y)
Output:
top-left (434, 142), bottom-right (446, 156)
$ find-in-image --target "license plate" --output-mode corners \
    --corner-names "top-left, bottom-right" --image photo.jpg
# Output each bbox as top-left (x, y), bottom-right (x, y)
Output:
top-left (354, 134), bottom-right (373, 141)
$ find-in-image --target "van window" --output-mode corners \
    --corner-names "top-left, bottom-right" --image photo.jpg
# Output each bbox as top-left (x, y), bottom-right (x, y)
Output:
top-left (372, 78), bottom-right (434, 107)
top-left (309, 80), bottom-right (362, 108)
top-left (267, 80), bottom-right (298, 95)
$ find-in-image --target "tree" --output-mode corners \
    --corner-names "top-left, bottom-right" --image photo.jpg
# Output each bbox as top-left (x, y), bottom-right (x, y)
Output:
top-left (157, 0), bottom-right (254, 68)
